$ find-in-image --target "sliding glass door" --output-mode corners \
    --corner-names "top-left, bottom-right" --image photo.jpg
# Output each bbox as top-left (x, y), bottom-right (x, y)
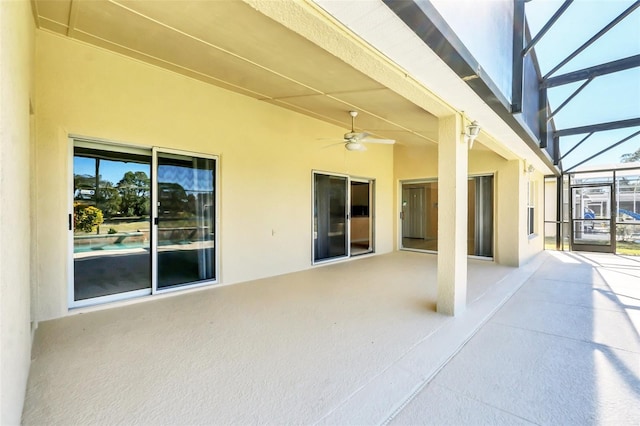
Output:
top-left (314, 173), bottom-right (348, 262)
top-left (400, 175), bottom-right (494, 257)
top-left (350, 180), bottom-right (374, 256)
top-left (468, 175), bottom-right (494, 257)
top-left (155, 151), bottom-right (216, 289)
top-left (313, 172), bottom-right (375, 263)
top-left (71, 140), bottom-right (218, 307)
top-left (72, 145), bottom-right (152, 302)
top-left (401, 182), bottom-right (438, 251)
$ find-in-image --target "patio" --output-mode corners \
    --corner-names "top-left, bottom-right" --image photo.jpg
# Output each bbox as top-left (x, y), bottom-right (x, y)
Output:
top-left (22, 251), bottom-right (533, 424)
top-left (22, 250), bottom-right (639, 424)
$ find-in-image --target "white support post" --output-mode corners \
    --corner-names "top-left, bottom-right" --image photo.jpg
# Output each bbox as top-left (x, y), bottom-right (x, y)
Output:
top-left (437, 114), bottom-right (468, 316)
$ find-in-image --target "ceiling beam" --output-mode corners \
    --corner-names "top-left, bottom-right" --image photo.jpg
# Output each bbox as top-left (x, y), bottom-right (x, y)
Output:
top-left (559, 132), bottom-right (593, 161)
top-left (554, 118), bottom-right (640, 137)
top-left (522, 0), bottom-right (573, 57)
top-left (544, 55), bottom-right (640, 88)
top-left (564, 129), bottom-right (640, 172)
top-left (546, 77), bottom-right (593, 121)
top-left (542, 1), bottom-right (640, 80)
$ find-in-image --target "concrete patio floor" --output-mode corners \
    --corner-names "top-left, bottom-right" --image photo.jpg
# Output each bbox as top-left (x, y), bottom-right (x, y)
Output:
top-left (21, 250), bottom-right (639, 424)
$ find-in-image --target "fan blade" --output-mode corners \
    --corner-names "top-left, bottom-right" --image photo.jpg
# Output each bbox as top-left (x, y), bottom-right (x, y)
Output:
top-left (318, 137), bottom-right (347, 142)
top-left (360, 138), bottom-right (395, 145)
top-left (321, 141), bottom-right (347, 149)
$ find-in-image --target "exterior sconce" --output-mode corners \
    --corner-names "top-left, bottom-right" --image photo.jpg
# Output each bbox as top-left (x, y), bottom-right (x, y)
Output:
top-left (523, 162), bottom-right (535, 175)
top-left (464, 120), bottom-right (480, 149)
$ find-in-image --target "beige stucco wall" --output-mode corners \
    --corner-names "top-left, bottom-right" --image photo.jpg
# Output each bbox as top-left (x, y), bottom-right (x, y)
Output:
top-left (0, 1), bottom-right (34, 424)
top-left (393, 142), bottom-right (543, 266)
top-left (521, 168), bottom-right (545, 262)
top-left (34, 31), bottom-right (394, 321)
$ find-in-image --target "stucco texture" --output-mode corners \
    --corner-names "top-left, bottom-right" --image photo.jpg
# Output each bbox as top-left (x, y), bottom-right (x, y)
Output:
top-left (0, 1), bottom-right (34, 424)
top-left (34, 31), bottom-right (395, 321)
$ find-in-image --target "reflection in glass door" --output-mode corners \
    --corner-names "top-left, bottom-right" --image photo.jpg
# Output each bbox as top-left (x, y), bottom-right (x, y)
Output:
top-left (400, 176), bottom-right (493, 257)
top-left (72, 146), bottom-right (152, 303)
top-left (571, 185), bottom-right (614, 252)
top-left (401, 182), bottom-right (437, 251)
top-left (350, 180), bottom-right (374, 256)
top-left (314, 173), bottom-right (348, 262)
top-left (469, 176), bottom-right (493, 257)
top-left (155, 151), bottom-right (216, 289)
top-left (71, 141), bottom-right (218, 307)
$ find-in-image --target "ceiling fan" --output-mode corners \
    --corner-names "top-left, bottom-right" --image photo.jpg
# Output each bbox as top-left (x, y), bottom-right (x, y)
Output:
top-left (339, 111), bottom-right (395, 151)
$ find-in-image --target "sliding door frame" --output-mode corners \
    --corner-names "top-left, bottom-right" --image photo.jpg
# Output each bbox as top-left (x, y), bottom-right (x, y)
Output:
top-left (312, 171), bottom-right (375, 265)
top-left (152, 147), bottom-right (220, 295)
top-left (312, 171), bottom-right (350, 265)
top-left (68, 136), bottom-right (219, 309)
top-left (398, 174), bottom-right (495, 259)
top-left (350, 177), bottom-right (375, 256)
top-left (398, 178), bottom-right (437, 253)
top-left (68, 137), bottom-right (154, 308)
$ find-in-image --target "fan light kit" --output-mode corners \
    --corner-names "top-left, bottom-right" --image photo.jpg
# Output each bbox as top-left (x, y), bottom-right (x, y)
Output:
top-left (340, 111), bottom-right (395, 151)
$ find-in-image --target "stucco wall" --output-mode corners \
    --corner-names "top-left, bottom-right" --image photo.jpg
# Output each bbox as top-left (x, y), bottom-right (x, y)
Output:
top-left (429, 0), bottom-right (514, 103)
top-left (34, 31), bottom-right (394, 321)
top-left (0, 1), bottom-right (34, 424)
top-left (521, 168), bottom-right (545, 262)
top-left (393, 143), bottom-right (538, 266)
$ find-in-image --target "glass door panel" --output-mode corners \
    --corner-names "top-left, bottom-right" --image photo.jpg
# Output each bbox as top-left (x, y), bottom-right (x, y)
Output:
top-left (472, 175), bottom-right (493, 257)
top-left (314, 173), bottom-right (348, 262)
top-left (571, 185), bottom-right (613, 252)
top-left (401, 176), bottom-right (493, 257)
top-left (73, 147), bottom-right (152, 302)
top-left (401, 182), bottom-right (438, 251)
top-left (156, 152), bottom-right (216, 289)
top-left (615, 171), bottom-right (640, 255)
top-left (350, 180), bottom-right (373, 256)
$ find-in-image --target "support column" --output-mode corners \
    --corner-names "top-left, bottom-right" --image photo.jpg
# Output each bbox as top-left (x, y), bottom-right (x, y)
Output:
top-left (437, 114), bottom-right (468, 316)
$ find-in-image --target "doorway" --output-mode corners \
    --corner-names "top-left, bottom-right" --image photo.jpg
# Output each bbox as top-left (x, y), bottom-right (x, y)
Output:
top-left (350, 180), bottom-right (373, 256)
top-left (570, 184), bottom-right (614, 252)
top-left (70, 140), bottom-right (218, 307)
top-left (400, 175), bottom-right (494, 257)
top-left (313, 172), bottom-right (374, 263)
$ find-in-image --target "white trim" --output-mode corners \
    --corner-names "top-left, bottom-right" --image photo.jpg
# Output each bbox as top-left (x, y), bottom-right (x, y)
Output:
top-left (154, 279), bottom-right (218, 295)
top-left (70, 134), bottom-right (152, 155)
top-left (67, 138), bottom-right (75, 308)
top-left (72, 289), bottom-right (152, 309)
top-left (151, 146), bottom-right (159, 295)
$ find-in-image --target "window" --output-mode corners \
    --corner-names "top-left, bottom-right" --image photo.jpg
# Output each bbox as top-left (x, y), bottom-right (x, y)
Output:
top-left (527, 179), bottom-right (536, 236)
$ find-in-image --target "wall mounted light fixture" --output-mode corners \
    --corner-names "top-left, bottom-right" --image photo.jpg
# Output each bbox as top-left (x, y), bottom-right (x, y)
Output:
top-left (464, 120), bottom-right (481, 149)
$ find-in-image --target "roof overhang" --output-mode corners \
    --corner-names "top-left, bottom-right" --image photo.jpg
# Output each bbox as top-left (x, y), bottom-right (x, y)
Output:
top-left (31, 0), bottom-right (553, 170)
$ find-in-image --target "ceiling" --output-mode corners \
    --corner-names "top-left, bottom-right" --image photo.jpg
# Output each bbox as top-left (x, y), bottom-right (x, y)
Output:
top-left (31, 0), bottom-right (445, 147)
